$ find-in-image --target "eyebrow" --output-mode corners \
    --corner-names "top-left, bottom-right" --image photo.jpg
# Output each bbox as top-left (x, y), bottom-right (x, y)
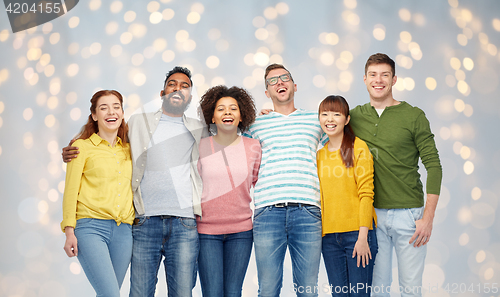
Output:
top-left (167, 79), bottom-right (191, 86)
top-left (217, 104), bottom-right (238, 107)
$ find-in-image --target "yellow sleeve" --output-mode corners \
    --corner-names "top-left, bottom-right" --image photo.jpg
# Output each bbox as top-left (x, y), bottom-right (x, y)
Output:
top-left (354, 138), bottom-right (375, 228)
top-left (61, 139), bottom-right (86, 232)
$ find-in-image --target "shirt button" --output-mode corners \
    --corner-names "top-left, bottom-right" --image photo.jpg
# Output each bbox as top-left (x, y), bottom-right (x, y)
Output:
top-left (119, 171), bottom-right (121, 174)
top-left (375, 123), bottom-right (378, 127)
top-left (136, 179), bottom-right (139, 182)
top-left (374, 134), bottom-right (377, 136)
top-left (117, 161), bottom-right (119, 164)
top-left (119, 183), bottom-right (121, 185)
top-left (118, 194), bottom-right (121, 196)
top-left (117, 205), bottom-right (120, 207)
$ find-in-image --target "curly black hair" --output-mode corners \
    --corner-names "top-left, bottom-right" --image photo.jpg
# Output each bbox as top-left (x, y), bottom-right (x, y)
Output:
top-left (163, 66), bottom-right (193, 88)
top-left (199, 85), bottom-right (257, 133)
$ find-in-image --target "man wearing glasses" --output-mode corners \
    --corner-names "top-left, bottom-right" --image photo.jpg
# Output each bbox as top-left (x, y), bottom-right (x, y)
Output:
top-left (245, 64), bottom-right (324, 297)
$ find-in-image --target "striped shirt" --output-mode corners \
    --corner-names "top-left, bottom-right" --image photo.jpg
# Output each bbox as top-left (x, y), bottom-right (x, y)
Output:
top-left (245, 109), bottom-right (325, 209)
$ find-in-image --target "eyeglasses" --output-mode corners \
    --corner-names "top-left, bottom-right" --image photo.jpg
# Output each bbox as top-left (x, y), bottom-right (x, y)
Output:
top-left (266, 74), bottom-right (292, 86)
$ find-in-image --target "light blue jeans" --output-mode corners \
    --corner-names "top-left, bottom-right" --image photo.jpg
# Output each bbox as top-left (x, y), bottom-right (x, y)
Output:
top-left (253, 204), bottom-right (322, 297)
top-left (74, 218), bottom-right (133, 297)
top-left (198, 230), bottom-right (253, 297)
top-left (372, 207), bottom-right (426, 297)
top-left (129, 216), bottom-right (199, 297)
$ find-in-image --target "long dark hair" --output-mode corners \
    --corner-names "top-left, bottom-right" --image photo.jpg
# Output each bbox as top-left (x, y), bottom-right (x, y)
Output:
top-left (318, 95), bottom-right (355, 168)
top-left (76, 90), bottom-right (129, 143)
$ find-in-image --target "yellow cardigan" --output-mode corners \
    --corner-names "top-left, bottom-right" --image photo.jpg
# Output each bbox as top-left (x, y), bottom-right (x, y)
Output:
top-left (317, 137), bottom-right (376, 236)
top-left (61, 133), bottom-right (135, 232)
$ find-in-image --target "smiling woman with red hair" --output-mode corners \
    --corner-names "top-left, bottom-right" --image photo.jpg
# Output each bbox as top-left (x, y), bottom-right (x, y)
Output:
top-left (61, 90), bottom-right (134, 297)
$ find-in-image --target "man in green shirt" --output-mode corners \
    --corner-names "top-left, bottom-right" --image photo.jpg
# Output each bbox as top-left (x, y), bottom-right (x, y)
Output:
top-left (350, 53), bottom-right (442, 297)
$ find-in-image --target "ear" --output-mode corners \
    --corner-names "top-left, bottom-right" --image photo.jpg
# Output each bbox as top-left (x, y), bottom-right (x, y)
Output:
top-left (345, 115), bottom-right (351, 125)
top-left (265, 90), bottom-right (270, 98)
top-left (160, 90), bottom-right (165, 97)
top-left (363, 75), bottom-right (367, 85)
top-left (92, 113), bottom-right (97, 121)
top-left (294, 83), bottom-right (297, 92)
top-left (212, 116), bottom-right (215, 124)
top-left (392, 75), bottom-right (397, 86)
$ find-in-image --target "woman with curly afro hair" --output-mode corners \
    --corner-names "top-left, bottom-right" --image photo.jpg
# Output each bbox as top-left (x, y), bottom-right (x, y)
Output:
top-left (197, 85), bottom-right (262, 297)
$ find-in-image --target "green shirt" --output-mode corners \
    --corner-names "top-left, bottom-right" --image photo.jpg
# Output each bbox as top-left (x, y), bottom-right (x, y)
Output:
top-left (350, 101), bottom-right (442, 209)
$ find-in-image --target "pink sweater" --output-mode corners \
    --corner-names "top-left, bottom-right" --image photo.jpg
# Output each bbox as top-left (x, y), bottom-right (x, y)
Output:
top-left (196, 136), bottom-right (261, 235)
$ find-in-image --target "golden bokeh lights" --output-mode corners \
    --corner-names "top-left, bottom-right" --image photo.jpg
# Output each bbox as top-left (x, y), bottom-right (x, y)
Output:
top-left (1, 1), bottom-right (499, 296)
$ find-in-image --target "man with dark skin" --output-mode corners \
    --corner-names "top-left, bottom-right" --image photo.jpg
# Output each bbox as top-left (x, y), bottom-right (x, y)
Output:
top-left (62, 66), bottom-right (205, 297)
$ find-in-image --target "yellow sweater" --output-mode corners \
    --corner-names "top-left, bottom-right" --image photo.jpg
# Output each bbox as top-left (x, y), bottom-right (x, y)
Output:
top-left (61, 133), bottom-right (135, 232)
top-left (317, 137), bottom-right (376, 236)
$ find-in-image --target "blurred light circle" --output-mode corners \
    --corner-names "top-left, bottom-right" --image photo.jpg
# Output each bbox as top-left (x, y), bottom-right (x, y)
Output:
top-left (399, 8), bottom-right (411, 22)
top-left (275, 2), bottom-right (289, 14)
top-left (124, 11), bottom-right (136, 22)
top-left (67, 63), bottom-right (79, 77)
top-left (162, 8), bottom-right (174, 20)
top-left (18, 198), bottom-right (43, 223)
top-left (313, 75), bottom-right (326, 88)
top-left (264, 7), bottom-right (278, 20)
top-left (187, 12), bottom-right (200, 24)
top-left (244, 53), bottom-right (255, 66)
top-left (471, 202), bottom-right (495, 229)
top-left (68, 17), bottom-right (80, 28)
top-left (106, 22), bottom-right (119, 35)
top-left (269, 54), bottom-right (283, 64)
top-left (45, 114), bottom-right (56, 127)
top-left (252, 68), bottom-right (265, 81)
top-left (206, 56), bottom-right (220, 69)
top-left (320, 52), bottom-right (334, 66)
top-left (176, 30), bottom-right (189, 42)
top-left (425, 77), bottom-right (437, 90)
top-left (70, 262), bottom-right (81, 274)
top-left (89, 0), bottom-right (101, 10)
top-left (459, 233), bottom-right (469, 246)
top-left (243, 76), bottom-right (257, 89)
top-left (150, 12), bottom-right (163, 24)
top-left (133, 73), bottom-right (147, 86)
top-left (110, 1), bottom-right (123, 13)
top-left (254, 52), bottom-right (269, 67)
top-left (471, 187), bottom-right (482, 200)
top-left (48, 189), bottom-right (59, 202)
top-left (162, 50), bottom-right (175, 62)
top-left (255, 28), bottom-right (269, 40)
top-left (253, 16), bottom-right (266, 28)
top-left (23, 108), bottom-right (33, 121)
top-left (147, 1), bottom-right (160, 13)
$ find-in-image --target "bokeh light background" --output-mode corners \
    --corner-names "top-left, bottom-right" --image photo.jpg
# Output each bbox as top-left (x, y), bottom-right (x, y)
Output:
top-left (1, 0), bottom-right (499, 296)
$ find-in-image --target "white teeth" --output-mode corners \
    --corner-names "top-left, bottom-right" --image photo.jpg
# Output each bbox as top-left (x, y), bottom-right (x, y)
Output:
top-left (326, 124), bottom-right (336, 128)
top-left (106, 119), bottom-right (117, 122)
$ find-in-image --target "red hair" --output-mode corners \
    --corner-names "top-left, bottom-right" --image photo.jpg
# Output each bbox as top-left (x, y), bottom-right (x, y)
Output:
top-left (318, 95), bottom-right (355, 168)
top-left (76, 90), bottom-right (129, 143)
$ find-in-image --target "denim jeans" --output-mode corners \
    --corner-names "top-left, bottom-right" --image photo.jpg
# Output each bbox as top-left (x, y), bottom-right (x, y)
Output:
top-left (322, 229), bottom-right (378, 297)
top-left (129, 216), bottom-right (199, 297)
top-left (74, 218), bottom-right (132, 297)
top-left (198, 229), bottom-right (253, 297)
top-left (372, 207), bottom-right (426, 297)
top-left (253, 204), bottom-right (322, 297)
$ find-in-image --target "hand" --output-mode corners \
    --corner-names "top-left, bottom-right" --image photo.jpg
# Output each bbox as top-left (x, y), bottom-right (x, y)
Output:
top-left (63, 227), bottom-right (78, 257)
top-left (352, 239), bottom-right (372, 268)
top-left (409, 217), bottom-right (433, 247)
top-left (62, 139), bottom-right (79, 163)
top-left (259, 109), bottom-right (273, 116)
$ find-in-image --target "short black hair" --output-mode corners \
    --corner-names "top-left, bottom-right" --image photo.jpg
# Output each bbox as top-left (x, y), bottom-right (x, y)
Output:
top-left (164, 66), bottom-right (193, 88)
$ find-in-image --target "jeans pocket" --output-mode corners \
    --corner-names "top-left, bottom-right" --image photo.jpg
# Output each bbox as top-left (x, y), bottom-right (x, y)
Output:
top-left (133, 216), bottom-right (147, 227)
top-left (253, 206), bottom-right (269, 221)
top-left (303, 205), bottom-right (321, 220)
top-left (406, 207), bottom-right (423, 228)
top-left (75, 218), bottom-right (94, 229)
top-left (180, 217), bottom-right (197, 229)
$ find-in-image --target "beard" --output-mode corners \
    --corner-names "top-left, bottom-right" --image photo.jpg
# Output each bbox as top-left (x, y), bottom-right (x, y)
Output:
top-left (162, 92), bottom-right (191, 115)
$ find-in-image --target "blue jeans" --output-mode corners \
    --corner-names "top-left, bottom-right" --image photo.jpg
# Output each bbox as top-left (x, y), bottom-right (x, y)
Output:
top-left (322, 229), bottom-right (378, 297)
top-left (253, 204), bottom-right (322, 297)
top-left (129, 216), bottom-right (199, 297)
top-left (74, 218), bottom-right (132, 297)
top-left (372, 207), bottom-right (426, 297)
top-left (198, 230), bottom-right (253, 297)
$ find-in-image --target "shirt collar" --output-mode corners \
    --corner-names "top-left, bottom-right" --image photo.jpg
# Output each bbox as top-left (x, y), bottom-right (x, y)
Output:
top-left (89, 133), bottom-right (123, 147)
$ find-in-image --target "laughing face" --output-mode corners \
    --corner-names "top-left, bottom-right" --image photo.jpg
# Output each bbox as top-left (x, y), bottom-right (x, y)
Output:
top-left (212, 96), bottom-right (241, 134)
top-left (92, 94), bottom-right (124, 134)
top-left (265, 68), bottom-right (297, 106)
top-left (319, 110), bottom-right (350, 139)
top-left (161, 72), bottom-right (193, 116)
top-left (364, 63), bottom-right (397, 102)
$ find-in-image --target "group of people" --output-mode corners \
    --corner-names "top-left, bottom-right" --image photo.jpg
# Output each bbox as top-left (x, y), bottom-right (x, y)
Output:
top-left (60, 53), bottom-right (442, 297)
